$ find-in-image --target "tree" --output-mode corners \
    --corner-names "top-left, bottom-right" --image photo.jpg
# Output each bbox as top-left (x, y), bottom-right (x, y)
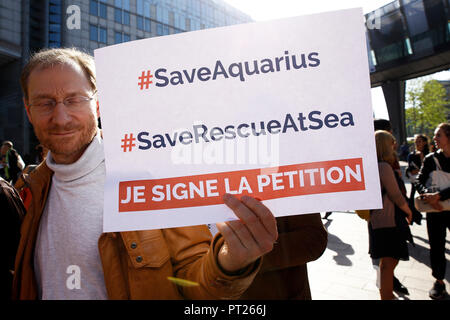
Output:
top-left (405, 79), bottom-right (447, 138)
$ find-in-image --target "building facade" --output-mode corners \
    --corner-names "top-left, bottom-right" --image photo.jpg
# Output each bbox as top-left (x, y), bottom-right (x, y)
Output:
top-left (0, 0), bottom-right (252, 160)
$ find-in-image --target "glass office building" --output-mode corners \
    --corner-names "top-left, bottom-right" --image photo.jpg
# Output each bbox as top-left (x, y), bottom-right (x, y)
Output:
top-left (0, 0), bottom-right (252, 157)
top-left (46, 0), bottom-right (252, 51)
top-left (75, 0), bottom-right (252, 52)
top-left (365, 0), bottom-right (450, 78)
top-left (364, 0), bottom-right (450, 146)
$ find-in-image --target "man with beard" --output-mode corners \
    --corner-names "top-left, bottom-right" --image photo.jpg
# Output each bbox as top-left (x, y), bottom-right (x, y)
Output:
top-left (12, 48), bottom-right (278, 300)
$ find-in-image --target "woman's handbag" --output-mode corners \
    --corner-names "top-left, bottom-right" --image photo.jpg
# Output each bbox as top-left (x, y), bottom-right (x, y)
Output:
top-left (414, 155), bottom-right (450, 212)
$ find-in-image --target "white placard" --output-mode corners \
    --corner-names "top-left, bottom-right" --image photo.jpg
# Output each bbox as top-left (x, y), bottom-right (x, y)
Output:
top-left (95, 8), bottom-right (382, 232)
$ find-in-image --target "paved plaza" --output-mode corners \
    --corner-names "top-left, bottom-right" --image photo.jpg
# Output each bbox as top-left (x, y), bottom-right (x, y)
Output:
top-left (307, 162), bottom-right (450, 300)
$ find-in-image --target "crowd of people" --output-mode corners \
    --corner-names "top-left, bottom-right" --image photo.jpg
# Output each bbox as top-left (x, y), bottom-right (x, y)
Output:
top-left (2, 47), bottom-right (448, 301)
top-left (367, 119), bottom-right (450, 300)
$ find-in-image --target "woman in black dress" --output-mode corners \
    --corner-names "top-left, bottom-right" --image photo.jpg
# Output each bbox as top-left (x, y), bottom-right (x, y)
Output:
top-left (369, 130), bottom-right (413, 300)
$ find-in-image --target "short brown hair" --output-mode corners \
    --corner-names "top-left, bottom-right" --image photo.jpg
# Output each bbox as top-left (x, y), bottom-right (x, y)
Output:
top-left (20, 47), bottom-right (96, 101)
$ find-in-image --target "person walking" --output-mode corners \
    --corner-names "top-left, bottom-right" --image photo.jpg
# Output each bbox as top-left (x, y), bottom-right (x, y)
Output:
top-left (415, 123), bottom-right (450, 300)
top-left (369, 130), bottom-right (413, 300)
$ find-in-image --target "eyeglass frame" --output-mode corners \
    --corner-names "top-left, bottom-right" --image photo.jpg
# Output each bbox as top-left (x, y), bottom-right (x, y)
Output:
top-left (27, 90), bottom-right (97, 115)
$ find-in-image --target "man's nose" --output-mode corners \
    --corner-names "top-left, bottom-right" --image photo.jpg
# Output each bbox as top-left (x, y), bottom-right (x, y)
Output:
top-left (51, 101), bottom-right (72, 125)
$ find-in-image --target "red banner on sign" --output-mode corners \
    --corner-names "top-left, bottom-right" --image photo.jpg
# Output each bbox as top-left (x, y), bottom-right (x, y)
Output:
top-left (118, 157), bottom-right (365, 212)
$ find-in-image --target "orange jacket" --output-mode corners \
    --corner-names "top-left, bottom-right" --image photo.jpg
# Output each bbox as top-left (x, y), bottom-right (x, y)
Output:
top-left (12, 161), bottom-right (260, 300)
top-left (240, 214), bottom-right (327, 299)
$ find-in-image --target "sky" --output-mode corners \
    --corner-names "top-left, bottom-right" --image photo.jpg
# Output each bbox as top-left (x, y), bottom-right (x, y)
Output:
top-left (223, 0), bottom-right (450, 120)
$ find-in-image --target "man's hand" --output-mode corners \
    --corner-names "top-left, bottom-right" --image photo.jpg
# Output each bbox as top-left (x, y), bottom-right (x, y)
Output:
top-left (216, 193), bottom-right (278, 274)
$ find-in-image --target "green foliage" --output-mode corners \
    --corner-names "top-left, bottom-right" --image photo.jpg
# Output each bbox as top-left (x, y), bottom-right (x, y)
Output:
top-left (405, 79), bottom-right (448, 138)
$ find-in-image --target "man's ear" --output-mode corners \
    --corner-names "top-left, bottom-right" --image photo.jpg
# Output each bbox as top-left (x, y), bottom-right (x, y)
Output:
top-left (23, 97), bottom-right (33, 124)
top-left (96, 100), bottom-right (100, 119)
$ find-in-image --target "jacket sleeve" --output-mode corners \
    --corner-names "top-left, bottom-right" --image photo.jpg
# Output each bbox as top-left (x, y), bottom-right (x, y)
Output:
top-left (418, 152), bottom-right (450, 201)
top-left (415, 154), bottom-right (435, 194)
top-left (257, 213), bottom-right (327, 273)
top-left (379, 162), bottom-right (407, 208)
top-left (406, 153), bottom-right (421, 177)
top-left (163, 225), bottom-right (260, 300)
top-left (406, 153), bottom-right (414, 177)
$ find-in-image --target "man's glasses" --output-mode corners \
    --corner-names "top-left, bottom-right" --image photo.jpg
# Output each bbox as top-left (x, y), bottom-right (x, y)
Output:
top-left (28, 90), bottom-right (97, 116)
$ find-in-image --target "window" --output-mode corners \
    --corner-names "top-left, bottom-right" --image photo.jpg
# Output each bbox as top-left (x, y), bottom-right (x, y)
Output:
top-left (90, 0), bottom-right (98, 16)
top-left (156, 5), bottom-right (161, 22)
top-left (157, 23), bottom-right (163, 36)
top-left (49, 32), bottom-right (60, 42)
top-left (145, 18), bottom-right (151, 32)
top-left (90, 25), bottom-right (107, 43)
top-left (49, 0), bottom-right (62, 47)
top-left (194, 0), bottom-right (200, 17)
top-left (137, 16), bottom-right (144, 30)
top-left (122, 0), bottom-right (130, 11)
top-left (185, 18), bottom-right (191, 31)
top-left (115, 31), bottom-right (122, 44)
top-left (169, 11), bottom-right (175, 25)
top-left (99, 27), bottom-right (107, 43)
top-left (114, 32), bottom-right (130, 43)
top-left (115, 0), bottom-right (130, 25)
top-left (163, 7), bottom-right (169, 24)
top-left (144, 2), bottom-right (151, 18)
top-left (114, 8), bottom-right (122, 23)
top-left (175, 13), bottom-right (186, 30)
top-left (49, 23), bottom-right (61, 33)
top-left (156, 5), bottom-right (169, 24)
top-left (90, 25), bottom-right (98, 41)
top-left (99, 3), bottom-right (107, 18)
top-left (137, 0), bottom-right (144, 15)
top-left (137, 0), bottom-right (151, 31)
top-left (123, 11), bottom-right (130, 25)
top-left (49, 13), bottom-right (60, 23)
top-left (207, 5), bottom-right (213, 20)
top-left (90, 0), bottom-right (107, 19)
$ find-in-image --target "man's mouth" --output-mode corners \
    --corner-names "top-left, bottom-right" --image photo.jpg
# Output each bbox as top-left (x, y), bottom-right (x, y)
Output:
top-left (49, 131), bottom-right (76, 136)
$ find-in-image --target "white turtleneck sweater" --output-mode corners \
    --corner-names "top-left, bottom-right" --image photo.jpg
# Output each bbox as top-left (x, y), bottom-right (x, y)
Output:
top-left (34, 133), bottom-right (108, 300)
